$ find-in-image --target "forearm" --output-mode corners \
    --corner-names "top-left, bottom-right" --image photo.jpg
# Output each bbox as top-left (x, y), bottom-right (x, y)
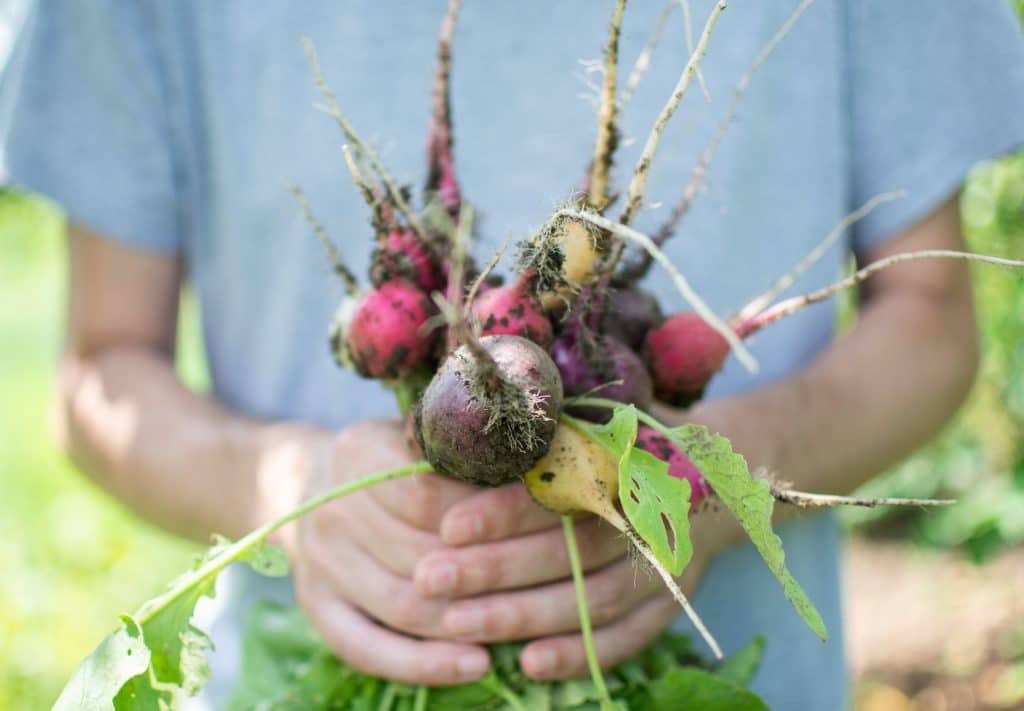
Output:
top-left (54, 345), bottom-right (324, 542)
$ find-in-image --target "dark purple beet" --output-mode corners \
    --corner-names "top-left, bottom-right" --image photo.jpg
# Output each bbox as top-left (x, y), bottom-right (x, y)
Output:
top-left (414, 335), bottom-right (563, 486)
top-left (551, 327), bottom-right (653, 422)
top-left (603, 287), bottom-right (664, 351)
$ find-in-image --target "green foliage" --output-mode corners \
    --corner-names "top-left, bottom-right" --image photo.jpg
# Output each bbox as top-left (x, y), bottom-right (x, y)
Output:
top-left (570, 408), bottom-right (694, 575)
top-left (224, 601), bottom-right (765, 711)
top-left (662, 423), bottom-right (827, 641)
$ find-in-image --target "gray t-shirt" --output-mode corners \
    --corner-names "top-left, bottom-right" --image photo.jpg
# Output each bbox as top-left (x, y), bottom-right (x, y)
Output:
top-left (5, 1), bottom-right (1023, 708)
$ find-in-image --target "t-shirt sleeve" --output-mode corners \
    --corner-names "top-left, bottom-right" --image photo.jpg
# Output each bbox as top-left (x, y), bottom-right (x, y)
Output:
top-left (1, 0), bottom-right (181, 252)
top-left (846, 1), bottom-right (1024, 252)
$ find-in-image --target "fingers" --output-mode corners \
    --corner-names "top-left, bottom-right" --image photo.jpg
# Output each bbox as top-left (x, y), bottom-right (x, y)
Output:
top-left (368, 470), bottom-right (479, 532)
top-left (519, 593), bottom-right (681, 681)
top-left (440, 557), bottom-right (664, 643)
top-left (439, 482), bottom-right (562, 545)
top-left (302, 527), bottom-right (450, 639)
top-left (311, 488), bottom-right (442, 577)
top-left (296, 569), bottom-right (490, 686)
top-left (414, 517), bottom-right (628, 597)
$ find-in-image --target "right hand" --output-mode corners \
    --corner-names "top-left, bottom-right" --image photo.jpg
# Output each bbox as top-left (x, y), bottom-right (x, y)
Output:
top-left (271, 419), bottom-right (492, 685)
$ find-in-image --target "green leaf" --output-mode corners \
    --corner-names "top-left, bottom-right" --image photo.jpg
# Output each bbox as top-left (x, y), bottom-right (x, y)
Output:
top-left (620, 448), bottom-right (693, 575)
top-left (714, 636), bottom-right (765, 687)
top-left (569, 407), bottom-right (693, 576)
top-left (52, 616), bottom-right (151, 711)
top-left (647, 668), bottom-right (769, 710)
top-left (567, 406), bottom-right (638, 461)
top-left (666, 424), bottom-right (827, 641)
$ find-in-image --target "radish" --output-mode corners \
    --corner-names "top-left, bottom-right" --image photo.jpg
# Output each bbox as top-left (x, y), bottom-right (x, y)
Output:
top-left (603, 285), bottom-right (664, 350)
top-left (470, 275), bottom-right (553, 347)
top-left (332, 280), bottom-right (438, 379)
top-left (643, 311), bottom-right (744, 407)
top-left (370, 226), bottom-right (444, 295)
top-left (551, 323), bottom-right (652, 420)
top-left (413, 334), bottom-right (563, 485)
top-left (635, 425), bottom-right (712, 508)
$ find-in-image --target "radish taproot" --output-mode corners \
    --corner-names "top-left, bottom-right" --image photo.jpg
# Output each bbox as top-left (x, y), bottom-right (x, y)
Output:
top-left (413, 334), bottom-right (563, 485)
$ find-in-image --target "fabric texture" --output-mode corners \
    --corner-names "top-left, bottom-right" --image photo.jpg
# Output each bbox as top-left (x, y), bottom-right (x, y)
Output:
top-left (4, 1), bottom-right (1023, 709)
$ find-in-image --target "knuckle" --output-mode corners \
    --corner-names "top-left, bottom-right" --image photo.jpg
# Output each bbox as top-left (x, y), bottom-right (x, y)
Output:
top-left (588, 571), bottom-right (632, 626)
top-left (389, 592), bottom-right (436, 635)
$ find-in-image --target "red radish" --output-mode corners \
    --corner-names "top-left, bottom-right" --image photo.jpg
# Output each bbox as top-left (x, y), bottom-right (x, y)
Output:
top-left (643, 312), bottom-right (738, 406)
top-left (370, 226), bottom-right (443, 295)
top-left (471, 272), bottom-right (553, 348)
top-left (636, 425), bottom-right (712, 508)
top-left (332, 280), bottom-right (438, 380)
top-left (413, 334), bottom-right (564, 485)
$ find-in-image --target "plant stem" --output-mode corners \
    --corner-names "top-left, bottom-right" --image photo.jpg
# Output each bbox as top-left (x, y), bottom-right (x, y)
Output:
top-left (563, 515), bottom-right (615, 706)
top-left (738, 189), bottom-right (905, 322)
top-left (752, 249), bottom-right (1024, 330)
top-left (302, 38), bottom-right (428, 238)
top-left (770, 485), bottom-right (955, 509)
top-left (555, 207), bottom-right (758, 374)
top-left (587, 0), bottom-right (627, 209)
top-left (619, 0), bottom-right (726, 226)
top-left (134, 462), bottom-right (431, 625)
top-left (286, 183), bottom-right (361, 295)
top-left (413, 685), bottom-right (429, 711)
top-left (620, 1), bottom-right (675, 108)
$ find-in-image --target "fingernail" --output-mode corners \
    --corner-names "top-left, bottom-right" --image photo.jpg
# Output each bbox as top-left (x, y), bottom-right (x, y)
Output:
top-left (527, 647), bottom-right (559, 676)
top-left (418, 560), bottom-right (457, 596)
top-left (445, 605), bottom-right (486, 637)
top-left (456, 652), bottom-right (489, 680)
top-left (443, 513), bottom-right (483, 545)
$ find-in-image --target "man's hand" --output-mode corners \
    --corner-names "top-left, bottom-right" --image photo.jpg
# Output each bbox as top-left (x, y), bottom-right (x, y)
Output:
top-left (415, 482), bottom-right (728, 680)
top-left (283, 419), bottom-right (493, 685)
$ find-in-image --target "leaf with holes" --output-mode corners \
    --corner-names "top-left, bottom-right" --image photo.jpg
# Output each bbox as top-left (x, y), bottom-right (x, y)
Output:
top-left (665, 424), bottom-right (827, 641)
top-left (621, 447), bottom-right (694, 575)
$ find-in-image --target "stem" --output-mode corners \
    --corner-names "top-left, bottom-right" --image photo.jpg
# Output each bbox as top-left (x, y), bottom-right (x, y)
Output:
top-left (478, 676), bottom-right (527, 711)
top-left (619, 1), bottom-right (674, 108)
top-left (752, 249), bottom-right (1024, 331)
top-left (738, 189), bottom-right (905, 322)
top-left (342, 145), bottom-right (388, 234)
top-left (622, 525), bottom-right (723, 660)
top-left (680, 0), bottom-right (711, 102)
top-left (464, 231), bottom-right (513, 319)
top-left (426, 0), bottom-right (462, 218)
top-left (302, 38), bottom-right (428, 238)
top-left (413, 686), bottom-right (429, 711)
top-left (618, 0), bottom-right (726, 226)
top-left (555, 207), bottom-right (758, 374)
top-left (617, 0), bottom-right (818, 285)
top-left (285, 183), bottom-right (360, 295)
top-left (587, 0), bottom-right (627, 210)
top-left (562, 516), bottom-right (615, 706)
top-left (771, 485), bottom-right (955, 509)
top-left (134, 462), bottom-right (431, 625)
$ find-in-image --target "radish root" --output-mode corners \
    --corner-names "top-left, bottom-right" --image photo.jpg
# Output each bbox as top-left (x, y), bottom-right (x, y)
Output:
top-left (286, 183), bottom-right (360, 294)
top-left (587, 0), bottom-right (627, 210)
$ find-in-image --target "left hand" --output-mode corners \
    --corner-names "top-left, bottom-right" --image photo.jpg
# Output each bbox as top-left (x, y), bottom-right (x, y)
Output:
top-left (414, 482), bottom-right (724, 681)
